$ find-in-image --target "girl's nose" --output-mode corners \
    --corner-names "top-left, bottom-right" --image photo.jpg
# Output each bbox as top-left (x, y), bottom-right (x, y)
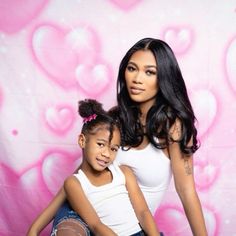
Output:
top-left (101, 147), bottom-right (110, 159)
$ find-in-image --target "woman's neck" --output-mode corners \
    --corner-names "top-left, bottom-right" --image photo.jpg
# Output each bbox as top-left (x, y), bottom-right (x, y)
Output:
top-left (139, 100), bottom-right (155, 125)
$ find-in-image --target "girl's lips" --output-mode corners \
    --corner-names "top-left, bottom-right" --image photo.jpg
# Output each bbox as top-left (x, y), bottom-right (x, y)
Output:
top-left (96, 158), bottom-right (108, 167)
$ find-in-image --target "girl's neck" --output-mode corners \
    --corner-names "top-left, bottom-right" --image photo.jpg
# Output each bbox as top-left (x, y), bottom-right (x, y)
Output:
top-left (80, 162), bottom-right (113, 186)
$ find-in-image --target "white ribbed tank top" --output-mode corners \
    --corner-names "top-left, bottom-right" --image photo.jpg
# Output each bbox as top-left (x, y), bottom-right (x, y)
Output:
top-left (116, 143), bottom-right (172, 214)
top-left (74, 161), bottom-right (141, 236)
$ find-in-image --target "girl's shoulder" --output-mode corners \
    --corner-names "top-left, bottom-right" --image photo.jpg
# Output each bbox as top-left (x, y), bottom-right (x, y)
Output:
top-left (64, 175), bottom-right (83, 192)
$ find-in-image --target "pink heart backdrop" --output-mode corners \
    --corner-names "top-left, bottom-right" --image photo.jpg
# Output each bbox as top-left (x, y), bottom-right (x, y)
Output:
top-left (0, 0), bottom-right (235, 235)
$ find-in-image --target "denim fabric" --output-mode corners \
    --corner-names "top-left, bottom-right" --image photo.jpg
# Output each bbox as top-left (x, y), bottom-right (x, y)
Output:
top-left (51, 201), bottom-right (164, 236)
top-left (51, 201), bottom-right (91, 236)
top-left (130, 230), bottom-right (146, 235)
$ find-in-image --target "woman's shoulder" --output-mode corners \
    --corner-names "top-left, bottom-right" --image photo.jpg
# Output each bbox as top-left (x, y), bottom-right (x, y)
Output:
top-left (169, 118), bottom-right (182, 141)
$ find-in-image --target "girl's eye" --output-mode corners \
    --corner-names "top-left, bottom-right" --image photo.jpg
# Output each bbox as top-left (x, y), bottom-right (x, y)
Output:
top-left (146, 70), bottom-right (156, 76)
top-left (111, 147), bottom-right (119, 152)
top-left (97, 142), bottom-right (105, 147)
top-left (127, 65), bottom-right (136, 72)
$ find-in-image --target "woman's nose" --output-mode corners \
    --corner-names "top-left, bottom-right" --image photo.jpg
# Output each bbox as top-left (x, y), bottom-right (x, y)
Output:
top-left (133, 72), bottom-right (143, 84)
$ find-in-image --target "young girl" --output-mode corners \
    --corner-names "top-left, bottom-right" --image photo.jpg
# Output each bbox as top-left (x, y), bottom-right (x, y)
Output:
top-left (27, 99), bottom-right (160, 236)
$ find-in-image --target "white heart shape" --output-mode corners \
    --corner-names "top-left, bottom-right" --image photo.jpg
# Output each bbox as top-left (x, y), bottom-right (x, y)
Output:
top-left (225, 37), bottom-right (236, 94)
top-left (45, 106), bottom-right (75, 135)
top-left (190, 89), bottom-right (217, 138)
top-left (76, 62), bottom-right (112, 97)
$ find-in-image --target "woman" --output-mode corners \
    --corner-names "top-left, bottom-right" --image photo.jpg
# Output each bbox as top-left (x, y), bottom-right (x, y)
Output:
top-left (114, 38), bottom-right (207, 235)
top-left (27, 38), bottom-right (207, 235)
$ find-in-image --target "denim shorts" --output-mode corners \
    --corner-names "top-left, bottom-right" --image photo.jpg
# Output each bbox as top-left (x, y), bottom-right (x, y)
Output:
top-left (51, 201), bottom-right (91, 236)
top-left (51, 201), bottom-right (162, 236)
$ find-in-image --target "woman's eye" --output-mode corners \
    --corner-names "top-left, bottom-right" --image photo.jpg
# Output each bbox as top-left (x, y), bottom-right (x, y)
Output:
top-left (127, 66), bottom-right (136, 72)
top-left (146, 70), bottom-right (156, 76)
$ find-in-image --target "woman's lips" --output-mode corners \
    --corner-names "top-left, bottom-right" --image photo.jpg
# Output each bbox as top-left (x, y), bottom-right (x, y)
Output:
top-left (130, 86), bottom-right (144, 95)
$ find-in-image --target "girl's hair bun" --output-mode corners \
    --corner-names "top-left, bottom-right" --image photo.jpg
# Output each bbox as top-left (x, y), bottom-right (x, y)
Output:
top-left (78, 99), bottom-right (105, 118)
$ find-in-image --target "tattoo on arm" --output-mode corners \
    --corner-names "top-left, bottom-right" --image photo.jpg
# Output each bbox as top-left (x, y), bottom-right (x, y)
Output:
top-left (184, 158), bottom-right (192, 175)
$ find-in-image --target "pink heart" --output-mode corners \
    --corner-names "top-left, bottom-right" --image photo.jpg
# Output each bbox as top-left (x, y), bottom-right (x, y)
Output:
top-left (0, 164), bottom-right (52, 235)
top-left (162, 26), bottom-right (193, 55)
top-left (109, 0), bottom-right (142, 10)
top-left (0, 0), bottom-right (48, 34)
top-left (76, 62), bottom-right (113, 97)
top-left (0, 86), bottom-right (3, 109)
top-left (44, 105), bottom-right (75, 135)
top-left (190, 89), bottom-right (217, 138)
top-left (155, 205), bottom-right (218, 235)
top-left (155, 205), bottom-right (192, 235)
top-left (31, 23), bottom-right (100, 88)
top-left (202, 206), bottom-right (219, 236)
top-left (194, 161), bottom-right (219, 190)
top-left (41, 149), bottom-right (81, 195)
top-left (225, 36), bottom-right (236, 94)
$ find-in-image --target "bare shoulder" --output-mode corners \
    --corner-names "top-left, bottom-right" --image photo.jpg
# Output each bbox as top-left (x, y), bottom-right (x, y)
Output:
top-left (169, 118), bottom-right (182, 141)
top-left (64, 175), bottom-right (81, 189)
top-left (119, 165), bottom-right (133, 175)
top-left (119, 165), bottom-right (136, 183)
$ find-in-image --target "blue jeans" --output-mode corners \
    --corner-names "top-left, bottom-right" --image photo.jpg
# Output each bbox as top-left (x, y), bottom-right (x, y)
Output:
top-left (51, 201), bottom-right (91, 236)
top-left (51, 201), bottom-right (146, 236)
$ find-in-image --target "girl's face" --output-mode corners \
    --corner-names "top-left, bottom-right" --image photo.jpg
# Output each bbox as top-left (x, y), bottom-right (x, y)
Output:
top-left (125, 50), bottom-right (158, 111)
top-left (79, 126), bottom-right (120, 172)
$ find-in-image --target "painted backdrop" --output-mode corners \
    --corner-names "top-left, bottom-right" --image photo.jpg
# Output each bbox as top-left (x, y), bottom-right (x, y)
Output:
top-left (0, 0), bottom-right (236, 235)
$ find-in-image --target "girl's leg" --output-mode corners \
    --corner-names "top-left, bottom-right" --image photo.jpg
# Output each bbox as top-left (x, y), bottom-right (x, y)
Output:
top-left (51, 218), bottom-right (90, 236)
top-left (51, 201), bottom-right (91, 236)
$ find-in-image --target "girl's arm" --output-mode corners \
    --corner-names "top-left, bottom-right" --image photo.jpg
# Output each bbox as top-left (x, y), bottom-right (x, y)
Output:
top-left (27, 187), bottom-right (66, 236)
top-left (120, 165), bottom-right (160, 236)
top-left (169, 120), bottom-right (208, 236)
top-left (64, 176), bottom-right (117, 236)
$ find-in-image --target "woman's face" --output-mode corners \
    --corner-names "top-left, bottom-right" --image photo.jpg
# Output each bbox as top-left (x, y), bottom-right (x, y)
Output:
top-left (125, 50), bottom-right (158, 110)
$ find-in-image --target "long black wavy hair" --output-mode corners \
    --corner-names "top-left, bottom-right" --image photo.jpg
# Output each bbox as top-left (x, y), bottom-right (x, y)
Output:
top-left (116, 38), bottom-right (199, 155)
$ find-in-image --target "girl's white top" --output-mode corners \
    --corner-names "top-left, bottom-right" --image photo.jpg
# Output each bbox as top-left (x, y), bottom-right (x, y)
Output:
top-left (116, 143), bottom-right (172, 214)
top-left (74, 161), bottom-right (141, 236)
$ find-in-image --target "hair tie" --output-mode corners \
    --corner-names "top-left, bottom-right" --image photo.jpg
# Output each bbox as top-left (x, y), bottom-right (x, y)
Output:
top-left (83, 114), bottom-right (97, 123)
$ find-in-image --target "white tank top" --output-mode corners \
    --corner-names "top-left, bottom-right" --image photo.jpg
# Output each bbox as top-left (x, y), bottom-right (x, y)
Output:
top-left (116, 143), bottom-right (172, 214)
top-left (74, 161), bottom-right (141, 236)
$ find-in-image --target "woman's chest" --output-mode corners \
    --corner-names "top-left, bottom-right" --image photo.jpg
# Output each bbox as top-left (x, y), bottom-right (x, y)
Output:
top-left (116, 146), bottom-right (171, 187)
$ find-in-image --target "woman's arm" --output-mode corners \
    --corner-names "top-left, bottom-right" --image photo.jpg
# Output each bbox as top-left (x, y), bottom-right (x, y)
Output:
top-left (27, 187), bottom-right (66, 236)
top-left (120, 165), bottom-right (160, 236)
top-left (64, 176), bottom-right (117, 236)
top-left (169, 120), bottom-right (208, 236)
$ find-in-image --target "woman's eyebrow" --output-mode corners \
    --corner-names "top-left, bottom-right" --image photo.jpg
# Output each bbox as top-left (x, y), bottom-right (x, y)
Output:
top-left (145, 65), bottom-right (157, 69)
top-left (128, 61), bottom-right (157, 69)
top-left (127, 61), bottom-right (137, 66)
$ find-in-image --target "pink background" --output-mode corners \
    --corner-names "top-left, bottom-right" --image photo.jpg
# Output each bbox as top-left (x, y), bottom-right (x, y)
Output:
top-left (0, 0), bottom-right (236, 235)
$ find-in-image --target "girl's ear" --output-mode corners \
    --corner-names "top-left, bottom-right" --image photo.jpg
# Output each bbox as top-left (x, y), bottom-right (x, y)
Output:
top-left (78, 134), bottom-right (86, 148)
